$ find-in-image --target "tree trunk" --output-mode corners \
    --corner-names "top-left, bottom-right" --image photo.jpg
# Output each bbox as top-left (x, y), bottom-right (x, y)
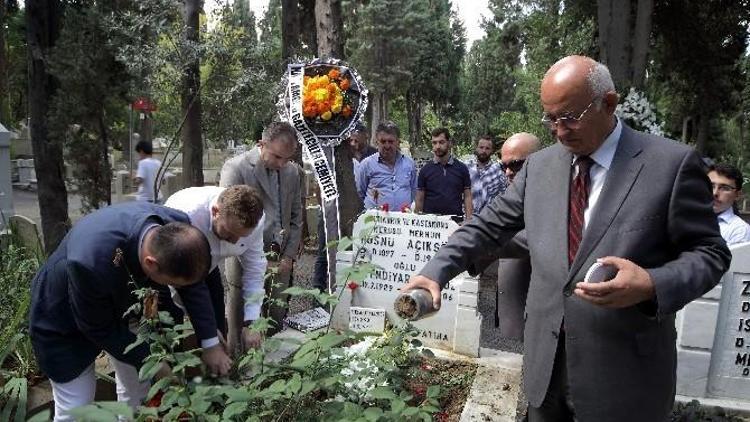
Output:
top-left (0, 0), bottom-right (8, 125)
top-left (181, 0), bottom-right (203, 187)
top-left (695, 113), bottom-right (709, 155)
top-left (597, 0), bottom-right (631, 89)
top-left (681, 116), bottom-right (692, 143)
top-left (406, 90), bottom-right (422, 155)
top-left (314, 0), bottom-right (343, 59)
top-left (630, 0), bottom-right (652, 89)
top-left (299, 0), bottom-right (318, 55)
top-left (281, 0), bottom-right (300, 59)
top-left (370, 91), bottom-right (388, 140)
top-left (26, 0), bottom-right (69, 253)
top-left (98, 112), bottom-right (112, 206)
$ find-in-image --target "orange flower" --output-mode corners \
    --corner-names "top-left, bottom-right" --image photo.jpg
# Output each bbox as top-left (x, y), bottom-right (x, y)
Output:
top-left (340, 78), bottom-right (350, 91)
top-left (328, 69), bottom-right (340, 79)
top-left (342, 105), bottom-right (353, 118)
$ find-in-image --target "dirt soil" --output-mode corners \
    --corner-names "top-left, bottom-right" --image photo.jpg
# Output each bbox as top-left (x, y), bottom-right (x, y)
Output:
top-left (403, 356), bottom-right (478, 421)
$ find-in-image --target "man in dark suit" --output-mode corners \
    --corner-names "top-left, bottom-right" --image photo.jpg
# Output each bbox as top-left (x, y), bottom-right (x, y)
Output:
top-left (403, 56), bottom-right (731, 421)
top-left (29, 202), bottom-right (227, 421)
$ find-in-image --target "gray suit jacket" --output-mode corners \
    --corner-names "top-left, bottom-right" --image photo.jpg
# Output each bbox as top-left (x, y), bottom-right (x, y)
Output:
top-left (420, 125), bottom-right (730, 421)
top-left (219, 147), bottom-right (302, 260)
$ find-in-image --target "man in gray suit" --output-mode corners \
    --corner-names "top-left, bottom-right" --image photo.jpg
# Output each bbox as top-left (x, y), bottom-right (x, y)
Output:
top-left (403, 56), bottom-right (730, 421)
top-left (496, 132), bottom-right (539, 340)
top-left (220, 122), bottom-right (302, 340)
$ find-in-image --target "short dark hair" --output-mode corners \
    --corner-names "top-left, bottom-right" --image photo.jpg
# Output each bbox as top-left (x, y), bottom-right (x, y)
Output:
top-left (217, 185), bottom-right (263, 229)
top-left (149, 222), bottom-right (210, 283)
top-left (375, 121), bottom-right (400, 139)
top-left (431, 127), bottom-right (451, 143)
top-left (709, 163), bottom-right (744, 190)
top-left (262, 121), bottom-right (298, 147)
top-left (476, 135), bottom-right (494, 148)
top-left (135, 140), bottom-right (153, 155)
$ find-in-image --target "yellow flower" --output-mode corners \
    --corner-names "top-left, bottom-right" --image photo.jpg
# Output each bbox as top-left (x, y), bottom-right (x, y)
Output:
top-left (331, 103), bottom-right (342, 114)
top-left (321, 111), bottom-right (333, 121)
top-left (314, 88), bottom-right (329, 102)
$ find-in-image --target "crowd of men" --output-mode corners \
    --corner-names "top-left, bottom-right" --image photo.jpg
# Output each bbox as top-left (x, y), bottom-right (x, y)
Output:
top-left (28, 54), bottom-right (750, 421)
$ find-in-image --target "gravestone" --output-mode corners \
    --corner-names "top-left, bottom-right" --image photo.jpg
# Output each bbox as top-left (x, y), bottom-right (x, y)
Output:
top-left (9, 215), bottom-right (44, 257)
top-left (675, 242), bottom-right (750, 411)
top-left (333, 210), bottom-right (482, 357)
top-left (707, 242), bottom-right (750, 401)
top-left (0, 124), bottom-right (13, 228)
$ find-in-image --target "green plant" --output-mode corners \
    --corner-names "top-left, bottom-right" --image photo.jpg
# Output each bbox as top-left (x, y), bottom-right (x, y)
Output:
top-left (70, 216), bottom-right (450, 421)
top-left (0, 241), bottom-right (41, 422)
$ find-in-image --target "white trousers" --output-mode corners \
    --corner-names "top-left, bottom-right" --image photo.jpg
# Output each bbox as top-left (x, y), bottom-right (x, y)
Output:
top-left (50, 354), bottom-right (150, 421)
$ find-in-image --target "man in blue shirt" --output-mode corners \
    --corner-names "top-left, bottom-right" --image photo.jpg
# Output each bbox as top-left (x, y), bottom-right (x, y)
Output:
top-left (356, 121), bottom-right (417, 210)
top-left (415, 128), bottom-right (472, 220)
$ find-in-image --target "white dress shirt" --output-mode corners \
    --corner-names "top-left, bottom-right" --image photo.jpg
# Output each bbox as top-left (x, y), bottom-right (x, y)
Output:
top-left (574, 118), bottom-right (623, 228)
top-left (165, 186), bottom-right (267, 324)
top-left (717, 207), bottom-right (750, 246)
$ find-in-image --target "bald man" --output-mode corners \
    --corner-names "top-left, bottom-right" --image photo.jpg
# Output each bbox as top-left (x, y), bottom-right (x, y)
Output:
top-left (403, 56), bottom-right (729, 421)
top-left (495, 132), bottom-right (540, 340)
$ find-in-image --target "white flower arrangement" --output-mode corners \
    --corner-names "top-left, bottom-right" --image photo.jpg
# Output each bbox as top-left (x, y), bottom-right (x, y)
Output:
top-left (615, 88), bottom-right (665, 136)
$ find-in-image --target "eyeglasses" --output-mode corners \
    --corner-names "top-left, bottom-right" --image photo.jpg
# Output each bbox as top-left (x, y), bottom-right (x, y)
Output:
top-left (711, 183), bottom-right (738, 193)
top-left (500, 159), bottom-right (525, 173)
top-left (541, 99), bottom-right (597, 131)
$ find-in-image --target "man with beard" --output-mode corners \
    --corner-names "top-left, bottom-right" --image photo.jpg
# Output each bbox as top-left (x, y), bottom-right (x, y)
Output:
top-left (414, 128), bottom-right (472, 221)
top-left (468, 135), bottom-right (507, 215)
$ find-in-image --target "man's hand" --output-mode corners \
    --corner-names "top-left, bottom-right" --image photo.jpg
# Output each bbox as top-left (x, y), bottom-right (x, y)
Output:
top-left (400, 275), bottom-right (442, 310)
top-left (574, 256), bottom-right (656, 308)
top-left (278, 257), bottom-right (294, 275)
top-left (242, 327), bottom-right (264, 352)
top-left (201, 344), bottom-right (232, 376)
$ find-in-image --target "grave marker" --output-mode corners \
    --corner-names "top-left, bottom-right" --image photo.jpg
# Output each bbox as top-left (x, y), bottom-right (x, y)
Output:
top-left (334, 210), bottom-right (482, 357)
top-left (707, 242), bottom-right (750, 401)
top-left (349, 307), bottom-right (386, 333)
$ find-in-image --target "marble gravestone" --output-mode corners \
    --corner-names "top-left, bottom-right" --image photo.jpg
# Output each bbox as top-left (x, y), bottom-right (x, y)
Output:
top-left (332, 210), bottom-right (482, 357)
top-left (676, 242), bottom-right (750, 411)
top-left (707, 242), bottom-right (750, 401)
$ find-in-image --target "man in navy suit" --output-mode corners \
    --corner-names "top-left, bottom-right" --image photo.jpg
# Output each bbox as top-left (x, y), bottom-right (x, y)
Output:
top-left (29, 202), bottom-right (226, 421)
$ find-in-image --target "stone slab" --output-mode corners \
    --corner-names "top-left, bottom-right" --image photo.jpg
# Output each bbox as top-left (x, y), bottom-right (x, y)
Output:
top-left (680, 300), bottom-right (720, 350)
top-left (677, 349), bottom-right (711, 397)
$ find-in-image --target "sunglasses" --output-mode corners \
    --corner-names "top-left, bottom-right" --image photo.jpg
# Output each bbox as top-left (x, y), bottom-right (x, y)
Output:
top-left (500, 159), bottom-right (525, 173)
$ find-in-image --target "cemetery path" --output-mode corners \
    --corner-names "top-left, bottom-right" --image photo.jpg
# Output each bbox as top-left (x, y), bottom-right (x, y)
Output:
top-left (11, 187), bottom-right (84, 226)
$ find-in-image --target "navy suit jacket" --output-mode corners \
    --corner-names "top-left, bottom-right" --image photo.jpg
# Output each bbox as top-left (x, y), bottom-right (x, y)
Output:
top-left (29, 202), bottom-right (217, 382)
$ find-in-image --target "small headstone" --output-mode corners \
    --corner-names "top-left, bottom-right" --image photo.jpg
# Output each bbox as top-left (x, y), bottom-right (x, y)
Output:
top-left (349, 306), bottom-right (385, 333)
top-left (9, 214), bottom-right (43, 257)
top-left (284, 307), bottom-right (331, 333)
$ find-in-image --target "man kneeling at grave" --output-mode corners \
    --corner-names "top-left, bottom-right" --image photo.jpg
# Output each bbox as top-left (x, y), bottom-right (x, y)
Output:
top-left (29, 202), bottom-right (229, 421)
top-left (166, 185), bottom-right (267, 354)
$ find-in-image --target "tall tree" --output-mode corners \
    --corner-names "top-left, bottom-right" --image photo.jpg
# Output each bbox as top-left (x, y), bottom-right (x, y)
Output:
top-left (651, 0), bottom-right (750, 154)
top-left (348, 0), bottom-right (423, 133)
top-left (315, 0), bottom-right (343, 59)
top-left (181, 0), bottom-right (204, 187)
top-left (0, 0), bottom-right (8, 125)
top-left (597, 0), bottom-right (653, 90)
top-left (47, 3), bottom-right (130, 212)
top-left (26, 0), bottom-right (69, 252)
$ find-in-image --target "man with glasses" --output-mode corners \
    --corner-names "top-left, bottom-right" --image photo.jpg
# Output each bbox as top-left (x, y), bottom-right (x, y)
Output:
top-left (708, 163), bottom-right (750, 245)
top-left (495, 132), bottom-right (540, 341)
top-left (468, 135), bottom-right (507, 215)
top-left (403, 55), bottom-right (729, 421)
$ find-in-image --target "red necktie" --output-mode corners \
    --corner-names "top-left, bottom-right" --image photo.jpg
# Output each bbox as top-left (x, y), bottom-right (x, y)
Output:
top-left (568, 156), bottom-right (593, 265)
